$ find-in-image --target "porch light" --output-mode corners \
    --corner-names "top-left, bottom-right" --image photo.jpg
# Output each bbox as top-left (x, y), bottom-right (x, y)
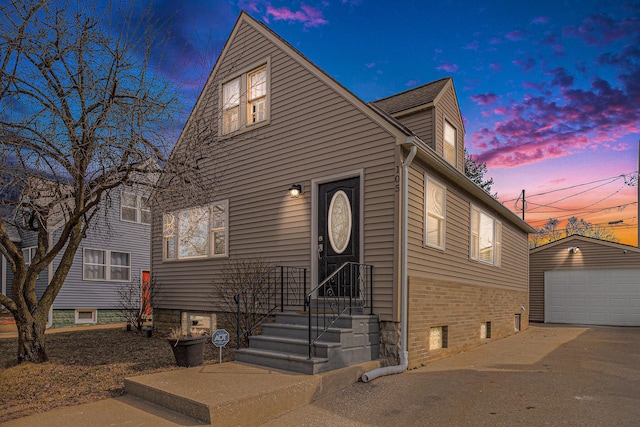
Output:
top-left (568, 246), bottom-right (580, 254)
top-left (289, 184), bottom-right (302, 198)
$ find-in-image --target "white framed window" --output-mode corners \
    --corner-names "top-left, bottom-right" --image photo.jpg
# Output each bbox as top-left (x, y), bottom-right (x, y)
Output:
top-left (470, 206), bottom-right (502, 267)
top-left (121, 192), bottom-right (151, 225)
top-left (444, 119), bottom-right (457, 165)
top-left (220, 63), bottom-right (269, 136)
top-left (163, 200), bottom-right (228, 260)
top-left (22, 246), bottom-right (37, 266)
top-left (248, 67), bottom-right (267, 124)
top-left (222, 77), bottom-right (240, 134)
top-left (424, 176), bottom-right (446, 249)
top-left (83, 249), bottom-right (131, 281)
top-left (75, 308), bottom-right (97, 324)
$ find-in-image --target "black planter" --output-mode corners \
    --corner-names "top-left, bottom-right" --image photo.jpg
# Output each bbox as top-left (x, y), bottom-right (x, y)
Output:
top-left (167, 336), bottom-right (207, 367)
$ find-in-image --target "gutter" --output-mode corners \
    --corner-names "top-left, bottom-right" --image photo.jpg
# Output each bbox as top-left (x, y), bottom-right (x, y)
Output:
top-left (362, 140), bottom-right (417, 382)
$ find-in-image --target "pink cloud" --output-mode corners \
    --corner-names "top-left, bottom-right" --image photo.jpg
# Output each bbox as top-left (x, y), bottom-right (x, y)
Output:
top-left (266, 4), bottom-right (328, 27)
top-left (532, 16), bottom-right (548, 25)
top-left (512, 56), bottom-right (536, 72)
top-left (489, 63), bottom-right (502, 71)
top-left (505, 30), bottom-right (523, 41)
top-left (365, 62), bottom-right (376, 68)
top-left (436, 62), bottom-right (459, 73)
top-left (464, 40), bottom-right (479, 51)
top-left (470, 93), bottom-right (500, 106)
top-left (405, 79), bottom-right (419, 86)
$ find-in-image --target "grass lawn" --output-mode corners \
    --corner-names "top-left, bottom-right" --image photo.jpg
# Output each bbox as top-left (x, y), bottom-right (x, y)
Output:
top-left (0, 327), bottom-right (236, 422)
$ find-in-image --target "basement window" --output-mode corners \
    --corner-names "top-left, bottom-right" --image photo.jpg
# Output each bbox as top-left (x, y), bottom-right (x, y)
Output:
top-left (514, 314), bottom-right (521, 332)
top-left (481, 321), bottom-right (492, 339)
top-left (181, 312), bottom-right (216, 336)
top-left (75, 309), bottom-right (97, 325)
top-left (429, 326), bottom-right (448, 350)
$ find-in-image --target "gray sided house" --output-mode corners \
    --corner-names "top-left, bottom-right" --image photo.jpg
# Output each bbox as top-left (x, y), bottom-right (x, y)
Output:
top-left (1, 186), bottom-right (151, 328)
top-left (530, 235), bottom-right (640, 326)
top-left (151, 12), bottom-right (534, 373)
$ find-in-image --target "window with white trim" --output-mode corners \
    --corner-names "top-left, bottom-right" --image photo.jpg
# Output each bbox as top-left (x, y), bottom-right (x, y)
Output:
top-left (444, 119), bottom-right (457, 165)
top-left (121, 192), bottom-right (151, 224)
top-left (424, 176), bottom-right (446, 249)
top-left (83, 249), bottom-right (131, 281)
top-left (75, 309), bottom-right (97, 324)
top-left (163, 200), bottom-right (228, 260)
top-left (22, 246), bottom-right (36, 267)
top-left (221, 64), bottom-right (269, 136)
top-left (470, 206), bottom-right (502, 266)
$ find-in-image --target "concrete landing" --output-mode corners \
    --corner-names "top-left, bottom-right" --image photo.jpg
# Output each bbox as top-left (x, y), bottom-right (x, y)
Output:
top-left (124, 360), bottom-right (381, 425)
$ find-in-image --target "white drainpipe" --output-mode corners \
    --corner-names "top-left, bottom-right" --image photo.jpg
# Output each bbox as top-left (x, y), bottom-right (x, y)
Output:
top-left (362, 142), bottom-right (417, 382)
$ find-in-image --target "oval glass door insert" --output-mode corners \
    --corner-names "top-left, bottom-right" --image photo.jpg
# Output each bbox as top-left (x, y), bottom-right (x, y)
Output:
top-left (328, 190), bottom-right (352, 254)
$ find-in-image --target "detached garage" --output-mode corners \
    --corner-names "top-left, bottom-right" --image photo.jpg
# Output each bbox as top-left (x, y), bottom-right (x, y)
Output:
top-left (530, 235), bottom-right (640, 325)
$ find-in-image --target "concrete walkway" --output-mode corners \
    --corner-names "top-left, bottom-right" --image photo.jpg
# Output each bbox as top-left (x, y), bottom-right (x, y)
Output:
top-left (2, 325), bottom-right (599, 426)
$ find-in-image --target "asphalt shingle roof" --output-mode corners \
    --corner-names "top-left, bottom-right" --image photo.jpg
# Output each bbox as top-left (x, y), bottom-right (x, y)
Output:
top-left (371, 78), bottom-right (450, 115)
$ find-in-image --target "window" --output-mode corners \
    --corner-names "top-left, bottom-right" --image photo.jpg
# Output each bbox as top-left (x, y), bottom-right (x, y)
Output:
top-left (222, 78), bottom-right (240, 134)
top-left (83, 249), bottom-right (131, 281)
top-left (429, 326), bottom-right (448, 350)
top-left (22, 247), bottom-right (36, 266)
top-left (444, 119), bottom-right (457, 165)
top-left (75, 309), bottom-right (97, 324)
top-left (163, 200), bottom-right (228, 260)
top-left (248, 67), bottom-right (267, 124)
top-left (425, 176), bottom-right (446, 249)
top-left (121, 192), bottom-right (151, 225)
top-left (481, 321), bottom-right (492, 339)
top-left (221, 64), bottom-right (269, 135)
top-left (470, 206), bottom-right (502, 266)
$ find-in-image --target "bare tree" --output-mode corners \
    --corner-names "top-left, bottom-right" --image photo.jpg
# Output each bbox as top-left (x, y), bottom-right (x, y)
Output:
top-left (529, 216), bottom-right (619, 247)
top-left (0, 0), bottom-right (177, 362)
top-left (464, 148), bottom-right (497, 199)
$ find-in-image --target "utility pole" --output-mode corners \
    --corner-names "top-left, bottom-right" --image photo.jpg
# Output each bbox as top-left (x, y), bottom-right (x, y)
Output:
top-left (521, 189), bottom-right (525, 221)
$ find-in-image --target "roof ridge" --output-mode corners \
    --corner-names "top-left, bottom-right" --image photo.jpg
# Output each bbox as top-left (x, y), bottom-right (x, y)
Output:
top-left (371, 77), bottom-right (451, 103)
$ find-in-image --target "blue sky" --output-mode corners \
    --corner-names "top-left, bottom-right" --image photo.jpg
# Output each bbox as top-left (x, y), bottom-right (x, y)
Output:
top-left (132, 0), bottom-right (639, 244)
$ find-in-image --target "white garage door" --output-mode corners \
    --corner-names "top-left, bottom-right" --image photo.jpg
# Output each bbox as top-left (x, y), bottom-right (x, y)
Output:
top-left (545, 269), bottom-right (640, 326)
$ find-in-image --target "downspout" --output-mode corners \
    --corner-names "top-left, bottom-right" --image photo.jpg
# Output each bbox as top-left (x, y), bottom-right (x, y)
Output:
top-left (362, 141), bottom-right (417, 382)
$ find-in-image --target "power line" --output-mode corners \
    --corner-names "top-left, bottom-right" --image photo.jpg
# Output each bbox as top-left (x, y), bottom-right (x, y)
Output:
top-left (501, 170), bottom-right (638, 203)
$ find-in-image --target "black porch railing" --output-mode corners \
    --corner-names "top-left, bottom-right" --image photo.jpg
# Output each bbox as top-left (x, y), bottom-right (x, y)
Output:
top-left (234, 265), bottom-right (307, 348)
top-left (306, 262), bottom-right (373, 358)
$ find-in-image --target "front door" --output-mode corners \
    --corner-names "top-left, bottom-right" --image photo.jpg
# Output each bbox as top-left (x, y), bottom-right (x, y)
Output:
top-left (318, 177), bottom-right (360, 289)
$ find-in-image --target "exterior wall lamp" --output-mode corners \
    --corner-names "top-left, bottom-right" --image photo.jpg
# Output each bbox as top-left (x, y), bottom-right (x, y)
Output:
top-left (568, 246), bottom-right (580, 254)
top-left (288, 184), bottom-right (302, 198)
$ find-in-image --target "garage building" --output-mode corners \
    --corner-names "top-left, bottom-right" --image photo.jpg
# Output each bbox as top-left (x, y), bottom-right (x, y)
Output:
top-left (530, 235), bottom-right (640, 326)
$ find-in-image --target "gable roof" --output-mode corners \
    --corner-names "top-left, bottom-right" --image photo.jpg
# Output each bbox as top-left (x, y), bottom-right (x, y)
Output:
top-left (170, 11), bottom-right (533, 234)
top-left (370, 78), bottom-right (450, 115)
top-left (530, 235), bottom-right (640, 254)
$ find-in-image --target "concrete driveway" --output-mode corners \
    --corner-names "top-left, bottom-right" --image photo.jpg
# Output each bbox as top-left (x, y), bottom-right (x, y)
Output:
top-left (264, 325), bottom-right (640, 426)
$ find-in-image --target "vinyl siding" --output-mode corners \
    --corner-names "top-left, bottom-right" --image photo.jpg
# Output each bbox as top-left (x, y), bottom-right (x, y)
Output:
top-left (407, 161), bottom-right (529, 291)
top-left (51, 188), bottom-right (151, 310)
top-left (529, 236), bottom-right (640, 322)
top-left (152, 20), bottom-right (399, 320)
top-left (396, 109), bottom-right (435, 150)
top-left (434, 85), bottom-right (465, 174)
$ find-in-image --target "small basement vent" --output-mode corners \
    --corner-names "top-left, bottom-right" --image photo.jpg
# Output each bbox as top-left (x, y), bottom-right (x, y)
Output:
top-left (514, 314), bottom-right (521, 332)
top-left (181, 312), bottom-right (216, 336)
top-left (481, 321), bottom-right (492, 339)
top-left (429, 326), bottom-right (448, 350)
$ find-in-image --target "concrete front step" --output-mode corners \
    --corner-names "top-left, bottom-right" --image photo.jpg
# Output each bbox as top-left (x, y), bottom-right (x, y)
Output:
top-left (124, 360), bottom-right (381, 425)
top-left (234, 347), bottom-right (328, 374)
top-left (248, 334), bottom-right (340, 358)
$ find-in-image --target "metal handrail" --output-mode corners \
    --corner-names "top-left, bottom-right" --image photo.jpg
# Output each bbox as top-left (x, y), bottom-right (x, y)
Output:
top-left (306, 262), bottom-right (373, 358)
top-left (234, 265), bottom-right (307, 348)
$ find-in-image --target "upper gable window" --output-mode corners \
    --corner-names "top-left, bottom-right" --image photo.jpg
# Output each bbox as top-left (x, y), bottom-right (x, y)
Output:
top-left (221, 63), bottom-right (269, 136)
top-left (425, 176), bottom-right (446, 249)
top-left (121, 192), bottom-right (151, 225)
top-left (470, 206), bottom-right (502, 267)
top-left (222, 78), bottom-right (240, 134)
top-left (444, 119), bottom-right (457, 166)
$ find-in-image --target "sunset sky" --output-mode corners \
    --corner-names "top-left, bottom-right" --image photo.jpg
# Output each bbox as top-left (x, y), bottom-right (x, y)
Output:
top-left (134, 0), bottom-right (639, 245)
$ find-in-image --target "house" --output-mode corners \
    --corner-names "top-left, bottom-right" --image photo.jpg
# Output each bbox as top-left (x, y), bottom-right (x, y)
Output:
top-left (530, 235), bottom-right (640, 326)
top-left (1, 185), bottom-right (151, 328)
top-left (151, 12), bottom-right (534, 373)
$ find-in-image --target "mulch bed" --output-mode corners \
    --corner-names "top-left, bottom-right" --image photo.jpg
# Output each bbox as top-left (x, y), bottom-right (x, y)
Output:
top-left (0, 327), bottom-right (237, 422)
